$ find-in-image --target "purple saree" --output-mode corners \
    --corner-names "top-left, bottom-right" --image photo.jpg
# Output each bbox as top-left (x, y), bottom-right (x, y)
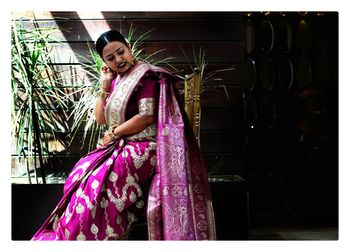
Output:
top-left (32, 62), bottom-right (216, 240)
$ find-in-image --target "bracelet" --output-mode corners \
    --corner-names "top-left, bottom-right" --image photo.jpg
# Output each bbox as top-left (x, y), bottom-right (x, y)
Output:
top-left (106, 126), bottom-right (120, 140)
top-left (99, 90), bottom-right (110, 100)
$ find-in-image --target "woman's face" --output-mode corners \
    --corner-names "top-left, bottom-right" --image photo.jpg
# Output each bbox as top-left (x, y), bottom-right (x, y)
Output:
top-left (102, 41), bottom-right (134, 76)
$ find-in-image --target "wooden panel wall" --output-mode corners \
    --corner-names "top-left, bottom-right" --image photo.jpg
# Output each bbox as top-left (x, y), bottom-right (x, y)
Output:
top-left (11, 12), bottom-right (245, 181)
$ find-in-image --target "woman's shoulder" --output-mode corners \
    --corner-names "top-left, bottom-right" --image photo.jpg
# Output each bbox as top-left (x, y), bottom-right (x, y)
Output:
top-left (137, 61), bottom-right (170, 75)
top-left (137, 60), bottom-right (179, 83)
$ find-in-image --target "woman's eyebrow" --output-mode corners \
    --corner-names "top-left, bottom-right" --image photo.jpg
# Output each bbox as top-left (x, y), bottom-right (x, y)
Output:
top-left (105, 47), bottom-right (123, 58)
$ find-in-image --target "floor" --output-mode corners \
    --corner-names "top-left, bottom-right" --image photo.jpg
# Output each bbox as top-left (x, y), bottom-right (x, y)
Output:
top-left (12, 183), bottom-right (338, 241)
top-left (128, 223), bottom-right (338, 240)
top-left (248, 225), bottom-right (338, 240)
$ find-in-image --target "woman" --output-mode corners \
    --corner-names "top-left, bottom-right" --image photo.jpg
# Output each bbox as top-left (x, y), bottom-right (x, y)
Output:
top-left (32, 30), bottom-right (216, 240)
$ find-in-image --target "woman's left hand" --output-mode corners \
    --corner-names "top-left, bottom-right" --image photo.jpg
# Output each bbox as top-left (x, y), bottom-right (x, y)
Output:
top-left (102, 132), bottom-right (114, 145)
top-left (103, 126), bottom-right (120, 145)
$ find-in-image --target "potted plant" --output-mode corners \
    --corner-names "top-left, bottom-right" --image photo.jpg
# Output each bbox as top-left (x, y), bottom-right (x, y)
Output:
top-left (11, 19), bottom-right (71, 184)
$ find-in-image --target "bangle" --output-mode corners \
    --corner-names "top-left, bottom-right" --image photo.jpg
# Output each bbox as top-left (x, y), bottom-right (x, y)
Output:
top-left (107, 126), bottom-right (120, 140)
top-left (101, 86), bottom-right (110, 92)
top-left (111, 127), bottom-right (120, 138)
top-left (99, 90), bottom-right (110, 100)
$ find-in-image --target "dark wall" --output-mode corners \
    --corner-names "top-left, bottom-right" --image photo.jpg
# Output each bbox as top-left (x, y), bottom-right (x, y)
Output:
top-left (242, 12), bottom-right (338, 226)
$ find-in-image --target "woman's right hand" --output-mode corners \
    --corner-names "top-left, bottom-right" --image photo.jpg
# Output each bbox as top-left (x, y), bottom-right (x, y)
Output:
top-left (100, 65), bottom-right (116, 92)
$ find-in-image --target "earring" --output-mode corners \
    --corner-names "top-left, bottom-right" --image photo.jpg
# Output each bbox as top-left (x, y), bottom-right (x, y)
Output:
top-left (131, 57), bottom-right (136, 67)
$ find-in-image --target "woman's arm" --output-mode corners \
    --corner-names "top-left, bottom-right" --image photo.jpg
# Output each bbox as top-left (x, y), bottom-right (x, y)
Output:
top-left (102, 114), bottom-right (155, 145)
top-left (94, 97), bottom-right (107, 125)
top-left (113, 114), bottom-right (155, 137)
top-left (102, 74), bottom-right (159, 145)
top-left (94, 66), bottom-right (115, 125)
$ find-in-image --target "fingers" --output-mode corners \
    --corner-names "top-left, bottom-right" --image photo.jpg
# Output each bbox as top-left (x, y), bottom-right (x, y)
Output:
top-left (102, 134), bottom-right (109, 145)
top-left (103, 134), bottom-right (114, 145)
top-left (101, 66), bottom-right (108, 73)
top-left (101, 66), bottom-right (117, 78)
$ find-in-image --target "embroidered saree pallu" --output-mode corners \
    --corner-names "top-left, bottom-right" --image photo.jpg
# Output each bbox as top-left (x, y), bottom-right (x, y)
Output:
top-left (32, 62), bottom-right (216, 240)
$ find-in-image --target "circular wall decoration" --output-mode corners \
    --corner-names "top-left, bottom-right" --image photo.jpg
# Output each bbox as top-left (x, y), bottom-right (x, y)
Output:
top-left (243, 19), bottom-right (256, 54)
top-left (243, 93), bottom-right (258, 129)
top-left (314, 56), bottom-right (330, 88)
top-left (314, 22), bottom-right (328, 53)
top-left (296, 57), bottom-right (312, 89)
top-left (242, 57), bottom-right (257, 91)
top-left (260, 57), bottom-right (275, 92)
top-left (276, 56), bottom-right (294, 91)
top-left (276, 19), bottom-right (292, 54)
top-left (259, 20), bottom-right (274, 53)
top-left (296, 20), bottom-right (311, 54)
top-left (292, 89), bottom-right (331, 133)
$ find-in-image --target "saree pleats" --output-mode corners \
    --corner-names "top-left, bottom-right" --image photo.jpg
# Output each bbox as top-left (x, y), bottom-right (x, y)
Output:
top-left (32, 139), bottom-right (156, 240)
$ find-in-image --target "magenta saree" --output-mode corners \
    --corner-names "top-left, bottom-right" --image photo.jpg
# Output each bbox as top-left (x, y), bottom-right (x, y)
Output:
top-left (32, 62), bottom-right (216, 240)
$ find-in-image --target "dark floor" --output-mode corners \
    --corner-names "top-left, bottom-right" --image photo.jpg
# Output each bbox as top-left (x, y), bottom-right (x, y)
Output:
top-left (128, 223), bottom-right (338, 240)
top-left (248, 225), bottom-right (338, 240)
top-left (12, 183), bottom-right (338, 240)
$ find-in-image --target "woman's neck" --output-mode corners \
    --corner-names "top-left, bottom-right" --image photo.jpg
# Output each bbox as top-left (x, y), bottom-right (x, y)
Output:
top-left (118, 60), bottom-right (140, 78)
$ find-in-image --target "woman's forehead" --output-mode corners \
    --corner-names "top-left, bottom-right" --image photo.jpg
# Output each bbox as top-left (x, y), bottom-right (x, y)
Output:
top-left (102, 41), bottom-right (125, 56)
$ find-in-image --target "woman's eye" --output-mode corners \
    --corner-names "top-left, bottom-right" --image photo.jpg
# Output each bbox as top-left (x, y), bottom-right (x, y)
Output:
top-left (117, 49), bottom-right (124, 55)
top-left (107, 56), bottom-right (114, 61)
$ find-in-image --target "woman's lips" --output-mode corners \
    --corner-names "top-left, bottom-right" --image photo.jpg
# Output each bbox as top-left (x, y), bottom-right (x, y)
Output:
top-left (118, 62), bottom-right (126, 68)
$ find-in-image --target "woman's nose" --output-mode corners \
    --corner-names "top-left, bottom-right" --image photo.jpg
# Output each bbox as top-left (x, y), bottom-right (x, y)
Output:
top-left (114, 54), bottom-right (122, 63)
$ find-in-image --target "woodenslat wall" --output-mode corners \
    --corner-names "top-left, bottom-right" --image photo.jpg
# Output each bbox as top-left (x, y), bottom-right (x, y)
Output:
top-left (11, 11), bottom-right (245, 179)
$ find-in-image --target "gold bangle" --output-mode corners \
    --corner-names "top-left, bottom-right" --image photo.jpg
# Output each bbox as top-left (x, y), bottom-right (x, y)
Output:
top-left (99, 91), bottom-right (110, 100)
top-left (107, 127), bottom-right (119, 140)
top-left (111, 127), bottom-right (120, 138)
